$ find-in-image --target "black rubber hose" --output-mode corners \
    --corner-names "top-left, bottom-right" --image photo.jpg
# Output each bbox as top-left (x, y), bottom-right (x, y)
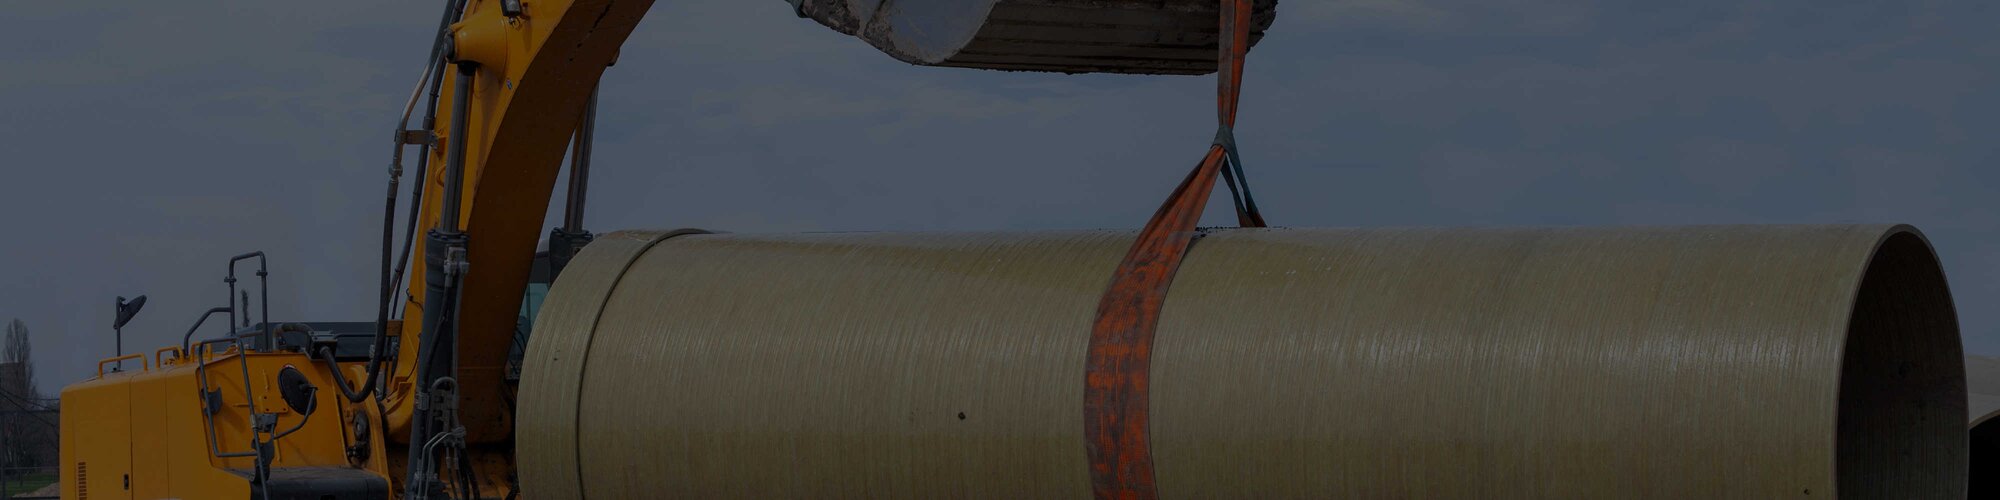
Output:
top-left (359, 0), bottom-right (470, 404)
top-left (317, 347), bottom-right (372, 403)
top-left (272, 322), bottom-right (316, 349)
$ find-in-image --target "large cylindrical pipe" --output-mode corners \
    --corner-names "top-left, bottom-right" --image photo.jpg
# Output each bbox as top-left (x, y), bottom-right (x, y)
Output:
top-left (519, 226), bottom-right (1965, 498)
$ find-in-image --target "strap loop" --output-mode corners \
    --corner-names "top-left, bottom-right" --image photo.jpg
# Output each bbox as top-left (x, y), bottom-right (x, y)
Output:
top-left (1085, 1), bottom-right (1270, 499)
top-left (1212, 125), bottom-right (1266, 228)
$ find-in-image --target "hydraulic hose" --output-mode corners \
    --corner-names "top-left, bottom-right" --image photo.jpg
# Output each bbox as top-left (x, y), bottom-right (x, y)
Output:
top-left (391, 0), bottom-right (467, 320)
top-left (362, 0), bottom-right (472, 404)
top-left (317, 344), bottom-right (394, 405)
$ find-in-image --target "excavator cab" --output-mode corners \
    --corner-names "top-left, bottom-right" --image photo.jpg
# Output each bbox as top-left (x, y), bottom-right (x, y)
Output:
top-left (507, 248), bottom-right (555, 382)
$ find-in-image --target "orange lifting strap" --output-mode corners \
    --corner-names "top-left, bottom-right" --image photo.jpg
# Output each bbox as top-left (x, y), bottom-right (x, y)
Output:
top-left (1085, 0), bottom-right (1268, 498)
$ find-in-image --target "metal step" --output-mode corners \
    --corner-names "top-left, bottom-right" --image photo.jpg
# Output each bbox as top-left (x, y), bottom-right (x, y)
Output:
top-left (795, 0), bottom-right (1279, 75)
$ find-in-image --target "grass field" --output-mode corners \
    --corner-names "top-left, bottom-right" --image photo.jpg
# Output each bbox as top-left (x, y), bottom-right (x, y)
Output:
top-left (1, 473), bottom-right (55, 498)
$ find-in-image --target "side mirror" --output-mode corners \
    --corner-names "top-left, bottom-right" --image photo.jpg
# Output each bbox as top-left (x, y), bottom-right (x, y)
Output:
top-left (114, 295), bottom-right (148, 330)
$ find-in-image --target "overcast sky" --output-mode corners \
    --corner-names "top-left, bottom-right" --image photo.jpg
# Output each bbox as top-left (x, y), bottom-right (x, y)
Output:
top-left (2, 0), bottom-right (1995, 394)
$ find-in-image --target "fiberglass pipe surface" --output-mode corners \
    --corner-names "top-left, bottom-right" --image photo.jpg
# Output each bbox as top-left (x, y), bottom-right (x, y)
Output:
top-left (518, 226), bottom-right (1965, 499)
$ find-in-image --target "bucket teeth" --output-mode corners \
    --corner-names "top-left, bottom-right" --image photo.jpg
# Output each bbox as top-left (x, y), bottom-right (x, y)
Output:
top-left (796, 0), bottom-right (1279, 75)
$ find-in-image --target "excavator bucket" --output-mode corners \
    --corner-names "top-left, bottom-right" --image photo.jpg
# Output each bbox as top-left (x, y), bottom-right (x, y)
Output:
top-left (792, 0), bottom-right (1279, 75)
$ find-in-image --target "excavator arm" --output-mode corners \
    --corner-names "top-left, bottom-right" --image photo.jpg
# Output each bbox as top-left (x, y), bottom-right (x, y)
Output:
top-left (387, 0), bottom-right (643, 447)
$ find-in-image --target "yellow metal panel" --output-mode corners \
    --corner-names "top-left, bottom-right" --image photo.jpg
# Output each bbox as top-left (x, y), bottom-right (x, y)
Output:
top-left (197, 353), bottom-right (361, 470)
top-left (125, 371), bottom-right (172, 498)
top-left (61, 374), bottom-right (133, 500)
top-left (158, 363), bottom-right (250, 498)
top-left (63, 348), bottom-right (386, 499)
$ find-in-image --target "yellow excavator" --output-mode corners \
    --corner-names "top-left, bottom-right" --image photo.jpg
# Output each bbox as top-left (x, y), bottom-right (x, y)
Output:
top-left (58, 1), bottom-right (1280, 498)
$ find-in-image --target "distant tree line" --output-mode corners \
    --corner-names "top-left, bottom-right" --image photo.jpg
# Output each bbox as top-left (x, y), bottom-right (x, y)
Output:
top-left (1, 318), bottom-right (57, 469)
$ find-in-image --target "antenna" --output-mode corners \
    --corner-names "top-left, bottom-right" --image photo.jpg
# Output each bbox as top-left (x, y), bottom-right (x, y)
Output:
top-left (112, 295), bottom-right (147, 371)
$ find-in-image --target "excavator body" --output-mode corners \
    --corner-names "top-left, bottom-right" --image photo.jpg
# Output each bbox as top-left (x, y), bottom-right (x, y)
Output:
top-left (64, 348), bottom-right (391, 499)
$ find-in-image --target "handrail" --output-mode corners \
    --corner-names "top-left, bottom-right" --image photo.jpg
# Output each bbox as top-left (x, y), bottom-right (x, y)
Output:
top-left (96, 354), bottom-right (148, 376)
top-left (227, 252), bottom-right (272, 351)
top-left (154, 346), bottom-right (182, 367)
top-left (182, 307), bottom-right (233, 355)
top-left (193, 336), bottom-right (263, 459)
top-left (192, 339), bottom-right (231, 363)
